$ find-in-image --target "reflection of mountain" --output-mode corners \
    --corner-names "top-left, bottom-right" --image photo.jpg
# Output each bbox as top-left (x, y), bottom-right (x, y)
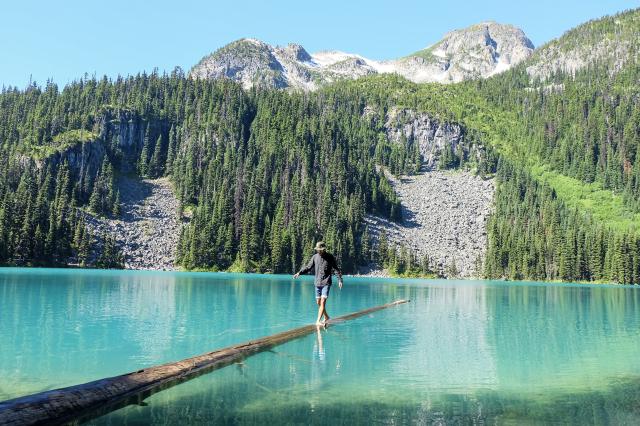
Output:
top-left (392, 283), bottom-right (498, 392)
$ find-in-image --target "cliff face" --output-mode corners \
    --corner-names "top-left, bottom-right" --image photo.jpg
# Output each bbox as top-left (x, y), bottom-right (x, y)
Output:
top-left (96, 108), bottom-right (149, 172)
top-left (383, 107), bottom-right (490, 171)
top-left (23, 109), bottom-right (146, 179)
top-left (190, 22), bottom-right (534, 90)
top-left (22, 129), bottom-right (106, 195)
top-left (32, 109), bottom-right (149, 177)
top-left (385, 108), bottom-right (466, 169)
top-left (97, 108), bottom-right (145, 149)
top-left (25, 110), bottom-right (183, 270)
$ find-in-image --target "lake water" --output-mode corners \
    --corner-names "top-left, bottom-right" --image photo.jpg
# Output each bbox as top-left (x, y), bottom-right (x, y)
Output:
top-left (1, 268), bottom-right (640, 424)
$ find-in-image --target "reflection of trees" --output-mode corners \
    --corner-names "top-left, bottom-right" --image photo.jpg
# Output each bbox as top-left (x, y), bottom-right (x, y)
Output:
top-left (90, 281), bottom-right (640, 425)
top-left (94, 372), bottom-right (640, 425)
top-left (392, 283), bottom-right (498, 392)
top-left (6, 271), bottom-right (640, 423)
top-left (1, 271), bottom-right (310, 400)
top-left (486, 284), bottom-right (640, 392)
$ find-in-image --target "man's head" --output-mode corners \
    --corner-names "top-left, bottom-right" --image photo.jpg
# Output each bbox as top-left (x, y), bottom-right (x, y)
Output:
top-left (314, 241), bottom-right (327, 253)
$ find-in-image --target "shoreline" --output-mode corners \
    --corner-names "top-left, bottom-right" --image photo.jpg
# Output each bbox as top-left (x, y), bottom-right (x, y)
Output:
top-left (0, 265), bottom-right (630, 287)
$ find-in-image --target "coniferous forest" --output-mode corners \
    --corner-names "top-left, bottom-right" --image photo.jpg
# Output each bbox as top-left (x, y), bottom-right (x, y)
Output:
top-left (1, 9), bottom-right (640, 283)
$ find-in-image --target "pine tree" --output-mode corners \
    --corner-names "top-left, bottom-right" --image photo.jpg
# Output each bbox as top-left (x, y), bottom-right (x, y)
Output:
top-left (166, 126), bottom-right (177, 173)
top-left (112, 190), bottom-right (121, 216)
top-left (138, 125), bottom-right (151, 177)
top-left (149, 135), bottom-right (164, 178)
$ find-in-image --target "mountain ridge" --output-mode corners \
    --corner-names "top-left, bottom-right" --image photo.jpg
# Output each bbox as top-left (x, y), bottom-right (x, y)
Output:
top-left (190, 22), bottom-right (535, 90)
top-left (523, 8), bottom-right (640, 81)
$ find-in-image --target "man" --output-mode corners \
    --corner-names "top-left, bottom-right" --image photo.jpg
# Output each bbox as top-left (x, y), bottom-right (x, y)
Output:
top-left (293, 241), bottom-right (343, 326)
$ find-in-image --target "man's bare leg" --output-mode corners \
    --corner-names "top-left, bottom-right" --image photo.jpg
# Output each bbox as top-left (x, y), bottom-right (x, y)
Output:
top-left (316, 297), bottom-right (330, 325)
top-left (322, 297), bottom-right (330, 323)
top-left (316, 298), bottom-right (324, 325)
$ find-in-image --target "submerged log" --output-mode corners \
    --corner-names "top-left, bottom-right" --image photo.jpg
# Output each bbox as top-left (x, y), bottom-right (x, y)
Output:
top-left (0, 299), bottom-right (409, 426)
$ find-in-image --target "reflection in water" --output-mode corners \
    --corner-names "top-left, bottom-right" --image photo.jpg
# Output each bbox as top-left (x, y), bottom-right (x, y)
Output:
top-left (487, 283), bottom-right (640, 393)
top-left (2, 270), bottom-right (640, 424)
top-left (91, 281), bottom-right (640, 425)
top-left (2, 270), bottom-right (403, 400)
top-left (314, 326), bottom-right (325, 361)
top-left (394, 284), bottom-right (498, 392)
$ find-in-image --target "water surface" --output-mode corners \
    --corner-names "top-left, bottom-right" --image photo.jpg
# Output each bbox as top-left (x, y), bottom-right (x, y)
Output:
top-left (1, 268), bottom-right (639, 424)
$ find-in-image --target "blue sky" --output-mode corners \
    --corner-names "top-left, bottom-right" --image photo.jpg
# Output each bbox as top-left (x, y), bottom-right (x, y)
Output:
top-left (1, 0), bottom-right (637, 88)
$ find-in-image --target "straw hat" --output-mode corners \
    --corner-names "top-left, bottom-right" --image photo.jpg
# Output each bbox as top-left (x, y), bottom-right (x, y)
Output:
top-left (314, 241), bottom-right (327, 252)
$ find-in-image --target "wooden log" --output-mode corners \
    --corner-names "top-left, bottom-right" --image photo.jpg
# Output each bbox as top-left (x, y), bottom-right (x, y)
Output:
top-left (0, 299), bottom-right (409, 426)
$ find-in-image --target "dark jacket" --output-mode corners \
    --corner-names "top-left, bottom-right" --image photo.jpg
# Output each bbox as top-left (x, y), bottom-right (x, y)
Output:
top-left (297, 252), bottom-right (341, 287)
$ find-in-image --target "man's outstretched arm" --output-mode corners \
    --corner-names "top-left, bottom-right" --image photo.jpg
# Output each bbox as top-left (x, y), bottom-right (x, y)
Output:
top-left (293, 257), bottom-right (314, 278)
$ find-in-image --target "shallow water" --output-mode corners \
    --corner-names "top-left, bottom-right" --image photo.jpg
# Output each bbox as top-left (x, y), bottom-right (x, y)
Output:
top-left (1, 268), bottom-right (640, 424)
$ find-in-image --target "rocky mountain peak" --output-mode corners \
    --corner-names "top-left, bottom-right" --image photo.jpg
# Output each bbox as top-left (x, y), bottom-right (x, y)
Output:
top-left (189, 22), bottom-right (535, 90)
top-left (404, 22), bottom-right (535, 82)
top-left (282, 43), bottom-right (312, 62)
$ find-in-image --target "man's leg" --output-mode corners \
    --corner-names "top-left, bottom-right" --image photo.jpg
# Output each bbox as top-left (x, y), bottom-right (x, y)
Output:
top-left (321, 285), bottom-right (330, 322)
top-left (316, 297), bottom-right (325, 324)
top-left (316, 298), bottom-right (329, 324)
top-left (315, 286), bottom-right (324, 324)
top-left (321, 297), bottom-right (329, 322)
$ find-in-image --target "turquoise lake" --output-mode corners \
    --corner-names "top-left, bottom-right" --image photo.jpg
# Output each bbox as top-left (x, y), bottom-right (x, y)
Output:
top-left (2, 268), bottom-right (640, 424)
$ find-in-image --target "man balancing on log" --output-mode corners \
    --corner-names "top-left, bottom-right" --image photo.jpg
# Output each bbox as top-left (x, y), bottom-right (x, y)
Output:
top-left (294, 241), bottom-right (343, 326)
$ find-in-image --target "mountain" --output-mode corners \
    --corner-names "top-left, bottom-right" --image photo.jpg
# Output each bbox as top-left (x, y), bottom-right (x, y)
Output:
top-left (2, 8), bottom-right (640, 284)
top-left (189, 22), bottom-right (534, 90)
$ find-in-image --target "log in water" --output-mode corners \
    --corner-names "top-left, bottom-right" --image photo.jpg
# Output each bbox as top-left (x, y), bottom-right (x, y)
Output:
top-left (0, 299), bottom-right (409, 426)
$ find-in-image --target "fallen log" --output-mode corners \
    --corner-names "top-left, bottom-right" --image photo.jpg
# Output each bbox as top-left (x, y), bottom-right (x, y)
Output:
top-left (0, 299), bottom-right (409, 426)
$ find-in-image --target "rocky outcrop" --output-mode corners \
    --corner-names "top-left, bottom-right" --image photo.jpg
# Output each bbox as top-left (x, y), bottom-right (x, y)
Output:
top-left (526, 37), bottom-right (634, 81)
top-left (28, 112), bottom-right (179, 270)
top-left (190, 39), bottom-right (310, 90)
top-left (95, 107), bottom-right (162, 173)
top-left (366, 170), bottom-right (495, 278)
top-left (25, 109), bottom-right (149, 179)
top-left (190, 22), bottom-right (534, 90)
top-left (385, 108), bottom-right (467, 169)
top-left (97, 108), bottom-right (145, 150)
top-left (361, 109), bottom-right (495, 278)
top-left (32, 138), bottom-right (106, 180)
top-left (83, 177), bottom-right (184, 270)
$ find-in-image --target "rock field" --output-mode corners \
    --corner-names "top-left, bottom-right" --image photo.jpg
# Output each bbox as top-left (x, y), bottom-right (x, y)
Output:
top-left (84, 176), bottom-right (184, 270)
top-left (365, 170), bottom-right (495, 278)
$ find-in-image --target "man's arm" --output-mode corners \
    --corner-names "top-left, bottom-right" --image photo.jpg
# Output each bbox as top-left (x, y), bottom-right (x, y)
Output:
top-left (331, 254), bottom-right (342, 276)
top-left (293, 256), bottom-right (314, 279)
top-left (331, 255), bottom-right (344, 288)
